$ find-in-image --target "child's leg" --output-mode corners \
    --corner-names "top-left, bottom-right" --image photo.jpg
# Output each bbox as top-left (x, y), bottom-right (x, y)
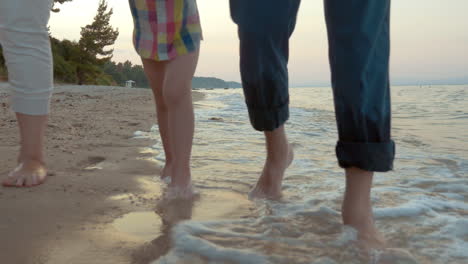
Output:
top-left (142, 59), bottom-right (173, 179)
top-left (342, 168), bottom-right (385, 249)
top-left (162, 50), bottom-right (200, 188)
top-left (1, 0), bottom-right (53, 187)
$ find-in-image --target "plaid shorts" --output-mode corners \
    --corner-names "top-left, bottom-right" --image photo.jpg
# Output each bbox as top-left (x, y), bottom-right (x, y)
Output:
top-left (129, 0), bottom-right (202, 61)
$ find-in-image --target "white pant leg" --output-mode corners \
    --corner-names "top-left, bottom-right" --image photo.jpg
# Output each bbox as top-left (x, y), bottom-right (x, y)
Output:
top-left (0, 0), bottom-right (54, 115)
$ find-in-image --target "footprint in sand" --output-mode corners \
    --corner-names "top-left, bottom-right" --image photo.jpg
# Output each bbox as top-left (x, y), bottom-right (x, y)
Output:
top-left (82, 156), bottom-right (106, 170)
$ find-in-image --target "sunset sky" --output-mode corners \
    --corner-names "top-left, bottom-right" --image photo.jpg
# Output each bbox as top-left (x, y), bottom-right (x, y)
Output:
top-left (49, 0), bottom-right (468, 86)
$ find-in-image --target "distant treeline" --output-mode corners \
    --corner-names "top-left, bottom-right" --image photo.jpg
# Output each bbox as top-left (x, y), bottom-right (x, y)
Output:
top-left (102, 60), bottom-right (149, 88)
top-left (192, 77), bottom-right (242, 89)
top-left (0, 0), bottom-right (241, 89)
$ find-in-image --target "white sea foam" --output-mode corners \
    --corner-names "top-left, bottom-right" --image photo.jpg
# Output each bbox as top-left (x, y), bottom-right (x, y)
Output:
top-left (374, 197), bottom-right (468, 219)
top-left (153, 222), bottom-right (271, 264)
top-left (132, 86), bottom-right (468, 264)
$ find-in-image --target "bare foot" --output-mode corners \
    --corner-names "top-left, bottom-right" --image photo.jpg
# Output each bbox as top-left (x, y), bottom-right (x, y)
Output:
top-left (169, 164), bottom-right (192, 189)
top-left (249, 145), bottom-right (294, 200)
top-left (2, 159), bottom-right (48, 187)
top-left (160, 164), bottom-right (172, 183)
top-left (161, 184), bottom-right (199, 201)
top-left (342, 167), bottom-right (386, 251)
top-left (155, 188), bottom-right (197, 225)
top-left (355, 225), bottom-right (387, 251)
top-left (342, 201), bottom-right (386, 250)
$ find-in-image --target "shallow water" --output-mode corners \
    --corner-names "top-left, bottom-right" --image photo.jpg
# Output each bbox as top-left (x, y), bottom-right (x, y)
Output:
top-left (128, 85), bottom-right (467, 264)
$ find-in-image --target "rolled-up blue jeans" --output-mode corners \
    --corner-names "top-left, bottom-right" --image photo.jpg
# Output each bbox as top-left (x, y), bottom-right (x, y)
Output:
top-left (230, 0), bottom-right (395, 172)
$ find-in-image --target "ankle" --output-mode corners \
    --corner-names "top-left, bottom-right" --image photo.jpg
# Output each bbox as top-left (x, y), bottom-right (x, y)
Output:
top-left (171, 165), bottom-right (191, 185)
top-left (171, 176), bottom-right (191, 188)
top-left (163, 161), bottom-right (173, 171)
top-left (18, 155), bottom-right (45, 165)
top-left (165, 157), bottom-right (173, 166)
top-left (342, 201), bottom-right (374, 228)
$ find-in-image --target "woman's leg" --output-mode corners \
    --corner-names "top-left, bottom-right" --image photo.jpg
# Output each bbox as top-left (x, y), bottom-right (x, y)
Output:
top-left (142, 59), bottom-right (173, 179)
top-left (0, 0), bottom-right (53, 187)
top-left (3, 114), bottom-right (49, 187)
top-left (162, 50), bottom-right (199, 189)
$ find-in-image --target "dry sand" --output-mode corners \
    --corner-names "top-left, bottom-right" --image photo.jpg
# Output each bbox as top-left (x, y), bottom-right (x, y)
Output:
top-left (0, 84), bottom-right (249, 264)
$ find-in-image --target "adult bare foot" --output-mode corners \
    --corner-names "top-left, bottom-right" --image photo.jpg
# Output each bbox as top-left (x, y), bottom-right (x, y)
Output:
top-left (249, 144), bottom-right (294, 200)
top-left (2, 159), bottom-right (47, 187)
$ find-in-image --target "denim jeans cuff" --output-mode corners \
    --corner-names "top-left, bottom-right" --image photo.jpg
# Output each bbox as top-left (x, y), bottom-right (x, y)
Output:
top-left (336, 140), bottom-right (395, 172)
top-left (247, 102), bottom-right (289, 132)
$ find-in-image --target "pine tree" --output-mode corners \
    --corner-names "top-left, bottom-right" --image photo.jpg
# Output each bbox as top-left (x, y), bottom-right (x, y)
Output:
top-left (76, 0), bottom-right (119, 84)
top-left (79, 0), bottom-right (119, 61)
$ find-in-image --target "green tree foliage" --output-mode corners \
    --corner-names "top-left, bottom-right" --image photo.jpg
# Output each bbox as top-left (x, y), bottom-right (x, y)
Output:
top-left (103, 60), bottom-right (149, 88)
top-left (75, 0), bottom-right (119, 84)
top-left (79, 0), bottom-right (119, 61)
top-left (51, 38), bottom-right (80, 83)
top-left (48, 0), bottom-right (118, 85)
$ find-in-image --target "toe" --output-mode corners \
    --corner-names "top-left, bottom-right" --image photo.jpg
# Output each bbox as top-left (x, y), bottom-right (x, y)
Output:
top-left (3, 170), bottom-right (20, 187)
top-left (24, 174), bottom-right (36, 187)
top-left (2, 176), bottom-right (17, 187)
top-left (15, 176), bottom-right (25, 187)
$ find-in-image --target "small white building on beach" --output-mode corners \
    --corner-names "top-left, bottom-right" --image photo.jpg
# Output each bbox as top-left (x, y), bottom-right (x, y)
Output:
top-left (125, 80), bottom-right (135, 88)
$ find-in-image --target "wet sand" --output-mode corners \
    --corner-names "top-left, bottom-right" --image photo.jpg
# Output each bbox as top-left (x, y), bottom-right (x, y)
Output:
top-left (0, 85), bottom-right (249, 264)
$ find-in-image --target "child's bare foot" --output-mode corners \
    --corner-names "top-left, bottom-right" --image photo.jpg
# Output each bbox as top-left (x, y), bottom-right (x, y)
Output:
top-left (342, 167), bottom-right (386, 250)
top-left (249, 145), bottom-right (294, 200)
top-left (160, 164), bottom-right (172, 183)
top-left (169, 165), bottom-right (192, 189)
top-left (352, 221), bottom-right (386, 251)
top-left (162, 184), bottom-right (199, 201)
top-left (2, 159), bottom-right (47, 187)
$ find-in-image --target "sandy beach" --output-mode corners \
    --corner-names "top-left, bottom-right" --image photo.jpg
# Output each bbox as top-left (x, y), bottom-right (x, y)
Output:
top-left (0, 84), bottom-right (214, 264)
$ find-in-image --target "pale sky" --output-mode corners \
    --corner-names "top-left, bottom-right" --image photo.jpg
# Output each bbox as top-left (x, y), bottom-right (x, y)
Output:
top-left (49, 0), bottom-right (468, 86)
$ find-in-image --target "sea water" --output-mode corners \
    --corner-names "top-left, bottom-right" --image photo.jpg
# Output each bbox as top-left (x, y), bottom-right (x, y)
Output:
top-left (134, 85), bottom-right (467, 264)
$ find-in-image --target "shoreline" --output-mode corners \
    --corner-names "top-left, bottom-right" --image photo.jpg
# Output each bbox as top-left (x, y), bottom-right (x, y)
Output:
top-left (0, 85), bottom-right (205, 263)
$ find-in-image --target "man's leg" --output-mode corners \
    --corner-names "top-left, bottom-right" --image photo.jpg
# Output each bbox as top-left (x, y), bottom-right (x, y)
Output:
top-left (324, 0), bottom-right (394, 248)
top-left (230, 0), bottom-right (301, 199)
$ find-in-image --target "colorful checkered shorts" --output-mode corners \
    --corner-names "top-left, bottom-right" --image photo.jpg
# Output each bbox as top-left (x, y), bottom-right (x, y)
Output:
top-left (129, 0), bottom-right (202, 61)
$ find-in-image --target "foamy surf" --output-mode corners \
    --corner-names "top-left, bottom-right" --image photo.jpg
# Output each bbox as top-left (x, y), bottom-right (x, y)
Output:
top-left (131, 86), bottom-right (467, 264)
